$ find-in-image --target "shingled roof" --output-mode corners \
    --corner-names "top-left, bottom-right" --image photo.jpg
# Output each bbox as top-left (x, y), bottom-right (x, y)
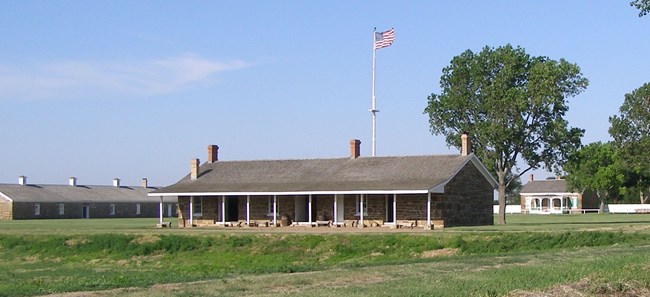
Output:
top-left (151, 154), bottom-right (497, 196)
top-left (520, 179), bottom-right (573, 194)
top-left (0, 184), bottom-right (174, 203)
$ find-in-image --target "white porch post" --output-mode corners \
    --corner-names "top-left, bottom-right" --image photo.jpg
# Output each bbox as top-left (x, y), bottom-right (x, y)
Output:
top-left (159, 196), bottom-right (163, 224)
top-left (427, 192), bottom-right (431, 227)
top-left (308, 194), bottom-right (313, 225)
top-left (359, 194), bottom-right (364, 228)
top-left (393, 193), bottom-right (397, 224)
top-left (221, 196), bottom-right (226, 224)
top-left (189, 196), bottom-right (194, 227)
top-left (273, 195), bottom-right (278, 226)
top-left (246, 195), bottom-right (250, 225)
top-left (333, 195), bottom-right (338, 225)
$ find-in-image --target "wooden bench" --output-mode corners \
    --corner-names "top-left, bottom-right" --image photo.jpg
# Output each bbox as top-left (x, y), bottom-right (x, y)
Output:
top-left (396, 221), bottom-right (414, 229)
top-left (314, 220), bottom-right (331, 227)
top-left (156, 222), bottom-right (172, 228)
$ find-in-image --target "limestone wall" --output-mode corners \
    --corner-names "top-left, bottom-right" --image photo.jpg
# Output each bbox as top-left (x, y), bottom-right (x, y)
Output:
top-left (0, 200), bottom-right (12, 220)
top-left (442, 162), bottom-right (494, 227)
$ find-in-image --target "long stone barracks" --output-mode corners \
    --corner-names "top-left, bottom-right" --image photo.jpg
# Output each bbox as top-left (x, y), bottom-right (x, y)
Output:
top-left (0, 177), bottom-right (176, 220)
top-left (150, 135), bottom-right (498, 229)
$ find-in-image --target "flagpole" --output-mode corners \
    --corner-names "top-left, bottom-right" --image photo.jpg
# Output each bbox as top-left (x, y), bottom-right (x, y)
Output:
top-left (370, 28), bottom-right (378, 157)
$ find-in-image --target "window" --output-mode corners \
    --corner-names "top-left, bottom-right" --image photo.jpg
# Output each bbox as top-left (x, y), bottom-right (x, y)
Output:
top-left (193, 197), bottom-right (202, 216)
top-left (58, 203), bottom-right (65, 215)
top-left (355, 196), bottom-right (368, 216)
top-left (110, 204), bottom-right (116, 215)
top-left (136, 203), bottom-right (141, 215)
top-left (267, 196), bottom-right (279, 216)
top-left (34, 203), bottom-right (40, 216)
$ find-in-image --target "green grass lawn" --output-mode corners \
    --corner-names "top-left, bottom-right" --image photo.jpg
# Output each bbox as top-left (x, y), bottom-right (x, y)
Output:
top-left (1, 214), bottom-right (650, 296)
top-left (2, 213), bottom-right (649, 235)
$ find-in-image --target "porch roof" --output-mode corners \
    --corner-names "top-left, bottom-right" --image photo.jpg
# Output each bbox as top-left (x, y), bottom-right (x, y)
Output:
top-left (151, 154), bottom-right (495, 196)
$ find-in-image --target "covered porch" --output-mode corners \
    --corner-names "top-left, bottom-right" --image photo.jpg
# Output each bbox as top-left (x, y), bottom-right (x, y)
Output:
top-left (523, 195), bottom-right (579, 214)
top-left (158, 191), bottom-right (445, 229)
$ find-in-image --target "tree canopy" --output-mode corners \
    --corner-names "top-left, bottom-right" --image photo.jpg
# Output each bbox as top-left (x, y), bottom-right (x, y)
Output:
top-left (609, 83), bottom-right (650, 203)
top-left (424, 44), bottom-right (588, 224)
top-left (564, 142), bottom-right (625, 213)
top-left (631, 0), bottom-right (650, 17)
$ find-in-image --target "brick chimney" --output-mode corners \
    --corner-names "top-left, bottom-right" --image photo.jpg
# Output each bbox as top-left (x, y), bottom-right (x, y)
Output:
top-left (18, 176), bottom-right (27, 186)
top-left (208, 145), bottom-right (219, 163)
top-left (113, 178), bottom-right (121, 187)
top-left (349, 139), bottom-right (361, 159)
top-left (556, 175), bottom-right (561, 180)
top-left (529, 174), bottom-right (534, 182)
top-left (461, 133), bottom-right (472, 156)
top-left (190, 158), bottom-right (200, 180)
top-left (141, 178), bottom-right (148, 188)
top-left (69, 177), bottom-right (78, 186)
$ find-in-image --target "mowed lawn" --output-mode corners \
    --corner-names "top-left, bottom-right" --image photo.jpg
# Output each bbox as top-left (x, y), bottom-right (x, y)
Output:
top-left (1, 214), bottom-right (650, 296)
top-left (2, 214), bottom-right (650, 234)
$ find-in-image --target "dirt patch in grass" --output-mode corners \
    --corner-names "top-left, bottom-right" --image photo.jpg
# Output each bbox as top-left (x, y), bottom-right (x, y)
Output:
top-left (38, 287), bottom-right (138, 297)
top-left (64, 238), bottom-right (88, 246)
top-left (507, 278), bottom-right (650, 297)
top-left (22, 255), bottom-right (40, 263)
top-left (420, 248), bottom-right (459, 258)
top-left (130, 234), bottom-right (160, 244)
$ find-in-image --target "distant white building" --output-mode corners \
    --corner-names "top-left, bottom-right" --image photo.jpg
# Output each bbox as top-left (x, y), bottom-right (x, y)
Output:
top-left (519, 175), bottom-right (596, 214)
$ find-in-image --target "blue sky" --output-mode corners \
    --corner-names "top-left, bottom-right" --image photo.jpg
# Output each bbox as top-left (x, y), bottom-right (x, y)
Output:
top-left (1, 1), bottom-right (648, 186)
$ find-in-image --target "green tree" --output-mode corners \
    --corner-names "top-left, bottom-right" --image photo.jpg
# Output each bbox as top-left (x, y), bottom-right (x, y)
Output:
top-left (609, 83), bottom-right (650, 204)
top-left (631, 0), bottom-right (650, 17)
top-left (564, 142), bottom-right (625, 213)
top-left (424, 44), bottom-right (588, 224)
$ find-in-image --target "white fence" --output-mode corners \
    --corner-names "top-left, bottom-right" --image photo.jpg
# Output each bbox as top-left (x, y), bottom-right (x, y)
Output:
top-left (607, 204), bottom-right (650, 214)
top-left (493, 204), bottom-right (650, 214)
top-left (493, 205), bottom-right (522, 214)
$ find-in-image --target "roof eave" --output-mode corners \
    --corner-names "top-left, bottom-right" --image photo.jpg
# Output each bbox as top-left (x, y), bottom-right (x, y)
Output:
top-left (520, 192), bottom-right (578, 196)
top-left (426, 154), bottom-right (498, 193)
top-left (148, 189), bottom-right (429, 197)
top-left (0, 192), bottom-right (13, 202)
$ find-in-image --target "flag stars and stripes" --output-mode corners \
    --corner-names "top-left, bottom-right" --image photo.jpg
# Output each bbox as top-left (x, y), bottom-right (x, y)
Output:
top-left (374, 28), bottom-right (395, 50)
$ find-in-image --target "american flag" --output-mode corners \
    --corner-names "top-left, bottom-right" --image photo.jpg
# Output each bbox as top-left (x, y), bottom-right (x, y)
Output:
top-left (374, 28), bottom-right (395, 50)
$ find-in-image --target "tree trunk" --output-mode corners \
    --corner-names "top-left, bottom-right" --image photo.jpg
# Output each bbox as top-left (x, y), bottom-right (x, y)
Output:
top-left (641, 189), bottom-right (647, 204)
top-left (599, 200), bottom-right (605, 214)
top-left (497, 170), bottom-right (507, 225)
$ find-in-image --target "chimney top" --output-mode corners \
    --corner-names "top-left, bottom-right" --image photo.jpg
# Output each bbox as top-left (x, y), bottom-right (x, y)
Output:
top-left (461, 133), bottom-right (472, 156)
top-left (349, 139), bottom-right (361, 159)
top-left (556, 175), bottom-right (562, 180)
top-left (113, 178), bottom-right (121, 187)
top-left (18, 176), bottom-right (27, 186)
top-left (141, 178), bottom-right (148, 188)
top-left (529, 174), bottom-right (534, 182)
top-left (208, 145), bottom-right (219, 163)
top-left (190, 158), bottom-right (200, 180)
top-left (69, 177), bottom-right (78, 186)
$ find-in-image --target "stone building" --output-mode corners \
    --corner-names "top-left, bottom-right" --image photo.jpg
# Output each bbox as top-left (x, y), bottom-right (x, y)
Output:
top-left (0, 177), bottom-right (176, 220)
top-left (151, 135), bottom-right (498, 229)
